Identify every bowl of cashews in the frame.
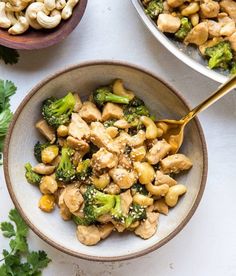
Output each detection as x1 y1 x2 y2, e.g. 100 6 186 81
4 61 208 261
0 0 87 49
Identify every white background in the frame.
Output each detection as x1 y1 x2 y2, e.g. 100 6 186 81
1 0 236 275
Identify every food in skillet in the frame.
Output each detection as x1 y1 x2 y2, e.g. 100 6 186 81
141 0 236 74
24 79 192 246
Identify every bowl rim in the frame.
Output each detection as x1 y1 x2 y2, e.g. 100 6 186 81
3 60 208 262
131 0 228 84
0 0 88 50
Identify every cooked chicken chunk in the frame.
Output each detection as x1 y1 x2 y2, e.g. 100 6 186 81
112 132 130 152
97 214 113 223
68 113 90 140
79 101 102 122
73 93 83 112
91 147 118 171
167 0 184 8
118 154 132 170
113 119 130 129
157 14 181 33
206 20 221 38
58 189 71 220
101 103 124 121
98 223 114 240
134 212 160 239
63 185 84 213
66 136 90 152
103 182 121 195
160 153 193 174
120 190 133 215
228 31 236 50
146 139 172 165
76 225 101 246
33 163 55 175
200 0 220 18
155 170 177 186
153 199 169 215
109 167 137 189
220 0 236 22
218 16 236 36
35 119 56 143
184 22 208 46
39 175 58 194
105 126 119 138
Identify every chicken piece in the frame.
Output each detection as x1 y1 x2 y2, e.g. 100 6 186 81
109 167 137 189
39 175 58 194
155 170 177 187
120 190 133 215
58 189 71 220
157 14 181 33
160 153 193 174
90 122 120 153
206 20 221 38
105 126 119 138
111 220 126 232
35 119 56 143
200 0 220 18
118 154 132 170
76 225 101 246
79 101 102 122
63 185 84 213
112 132 130 153
68 113 90 140
130 146 146 162
66 136 90 152
199 37 223 55
218 16 236 37
91 147 118 171
134 212 160 239
128 130 146 147
228 31 236 50
153 199 169 215
220 0 236 22
184 22 208 46
73 93 82 112
167 0 184 8
103 182 121 195
101 103 124 121
113 119 130 129
98 223 114 240
146 139 171 165
97 214 113 223
33 163 55 175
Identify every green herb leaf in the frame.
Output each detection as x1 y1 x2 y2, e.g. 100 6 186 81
0 222 15 238
27 251 51 274
0 46 19 65
0 80 17 112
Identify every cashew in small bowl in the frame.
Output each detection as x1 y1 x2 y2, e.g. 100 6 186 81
44 0 56 11
61 0 79 20
6 10 18 26
55 0 66 10
37 9 61 29
165 184 187 207
0 2 12 28
8 15 29 35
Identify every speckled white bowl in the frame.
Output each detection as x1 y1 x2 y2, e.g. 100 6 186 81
4 61 207 261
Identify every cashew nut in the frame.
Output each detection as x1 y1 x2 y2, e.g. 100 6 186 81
37 9 61 29
6 10 17 25
25 2 49 20
133 194 154 206
165 184 187 207
61 0 78 20
133 162 155 185
145 183 169 196
92 173 110 190
44 0 56 11
0 3 11 28
113 79 135 100
6 0 29 12
140 116 162 139
8 15 29 35
56 0 66 10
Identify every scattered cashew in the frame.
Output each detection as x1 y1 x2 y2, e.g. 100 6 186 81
165 184 187 207
140 116 162 139
0 3 11 28
8 15 29 34
61 0 78 20
37 9 61 29
112 79 135 100
133 194 154 206
92 173 110 190
145 183 169 196
133 162 155 185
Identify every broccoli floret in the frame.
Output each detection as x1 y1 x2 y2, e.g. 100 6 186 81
175 17 192 40
205 41 233 69
25 163 42 185
110 195 123 220
42 92 75 128
131 183 148 196
230 61 236 75
55 147 76 183
72 214 92 226
125 204 147 228
128 96 145 107
145 0 163 19
34 141 50 162
82 186 116 224
93 86 130 108
76 159 92 181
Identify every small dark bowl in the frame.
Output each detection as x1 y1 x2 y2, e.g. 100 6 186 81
0 0 87 50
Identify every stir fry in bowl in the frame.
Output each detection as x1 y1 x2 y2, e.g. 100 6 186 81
142 0 236 75
24 79 192 246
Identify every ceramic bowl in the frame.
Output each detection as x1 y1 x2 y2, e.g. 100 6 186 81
0 0 87 50
4 61 207 261
131 0 227 83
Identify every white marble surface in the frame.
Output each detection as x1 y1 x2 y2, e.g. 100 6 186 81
1 0 236 275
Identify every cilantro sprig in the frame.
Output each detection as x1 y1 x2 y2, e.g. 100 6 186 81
0 80 16 153
0 46 19 65
0 209 51 276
